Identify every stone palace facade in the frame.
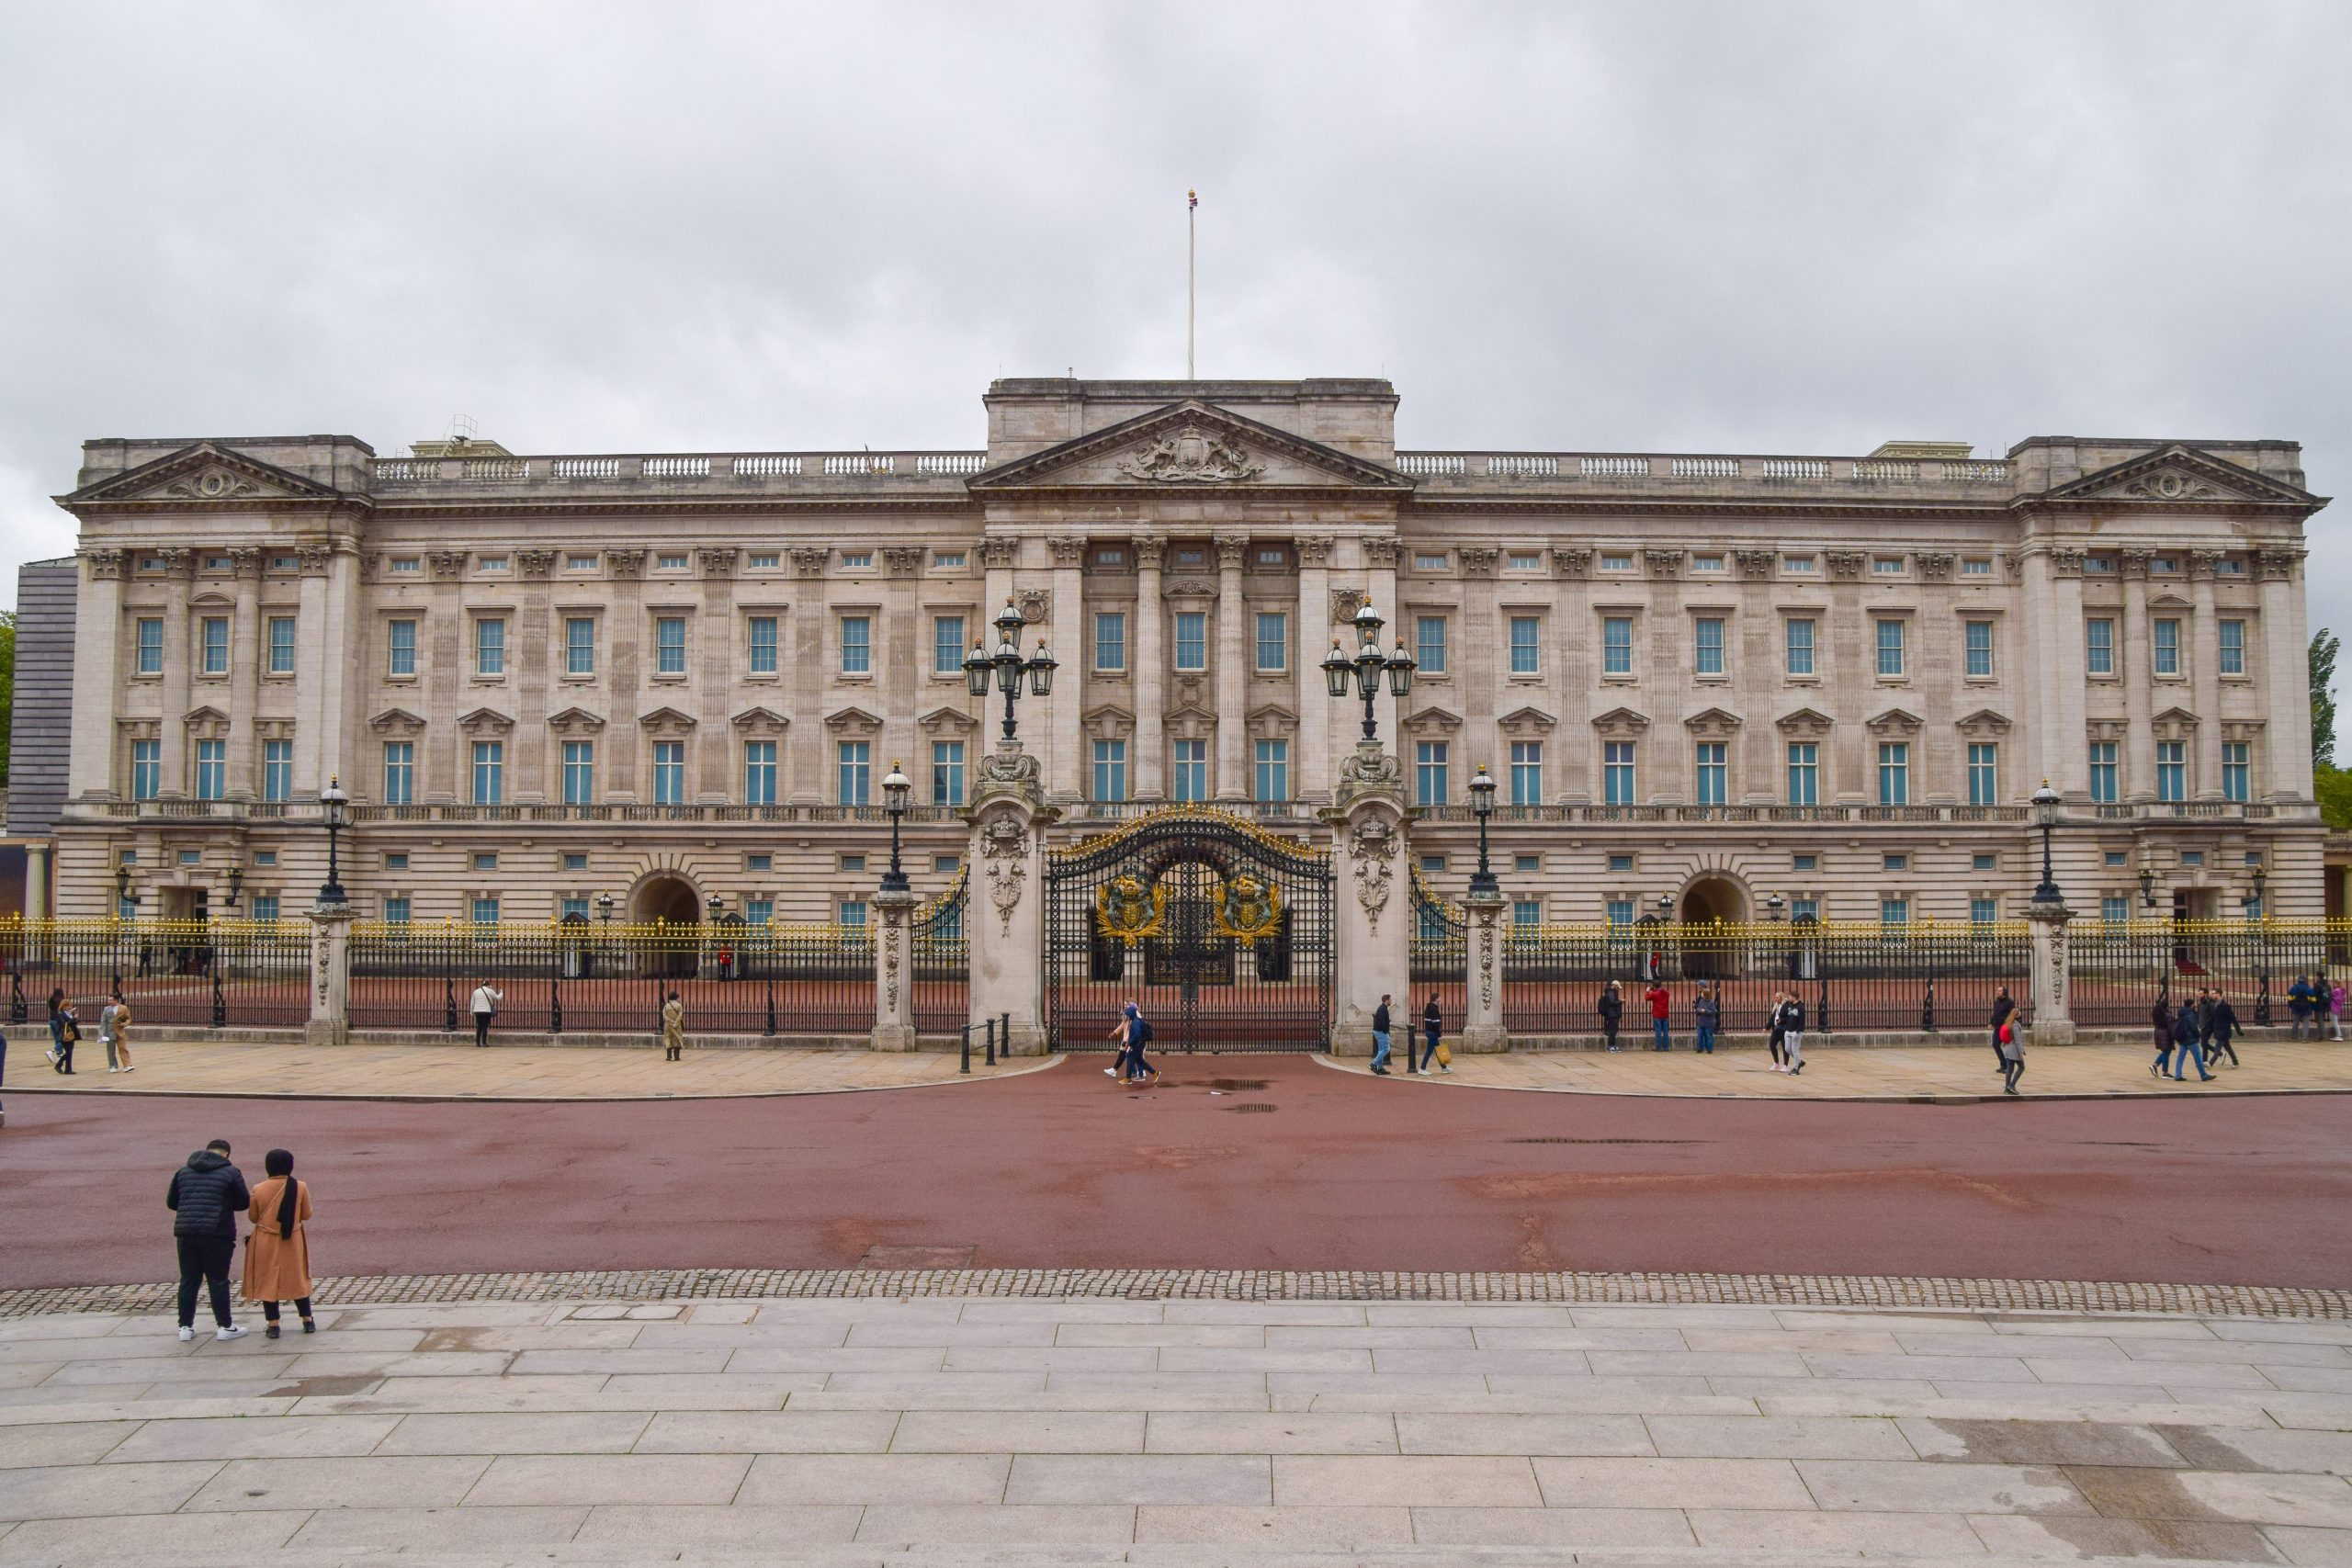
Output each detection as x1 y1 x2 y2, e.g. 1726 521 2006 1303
47 378 2329 931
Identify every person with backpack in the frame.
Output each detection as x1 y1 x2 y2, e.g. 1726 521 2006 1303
52 998 81 1076
1692 982 1720 1055
167 1138 250 1341
2288 974 2316 1040
2171 999 2214 1082
1597 981 1623 1053
1122 1001 1157 1085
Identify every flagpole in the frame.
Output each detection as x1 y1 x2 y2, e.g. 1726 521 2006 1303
1186 188 1196 380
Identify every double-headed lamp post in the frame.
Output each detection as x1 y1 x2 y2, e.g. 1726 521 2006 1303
316 776 350 907
1320 601 1416 743
1465 763 1498 897
965 599 1057 744
879 761 912 893
2030 779 2064 905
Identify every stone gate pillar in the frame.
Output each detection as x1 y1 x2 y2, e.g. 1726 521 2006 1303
2025 897 2075 1045
308 902 353 1047
1462 885 1508 1052
1324 739 1410 1056
967 739 1058 1055
870 885 920 1052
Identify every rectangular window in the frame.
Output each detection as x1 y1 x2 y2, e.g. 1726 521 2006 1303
562 740 594 805
931 739 965 807
1962 558 1993 577
1793 854 1816 872
1792 897 1819 921
130 739 161 800
1509 552 1544 570
838 898 869 929
262 739 293 803
743 740 778 805
2154 617 2181 676
1781 555 1815 574
933 551 966 570
475 617 505 676
1608 853 1634 872
194 739 226 800
747 853 772 873
746 898 774 927
1255 612 1287 672
746 553 778 570
382 741 413 806
2156 740 2187 802
1601 553 1634 572
738 615 775 676
1415 740 1449 807
473 852 498 872
1172 739 1206 803
266 615 297 674
388 618 417 677
478 556 508 573
2181 850 2205 868
252 851 274 866
1173 612 1206 671
658 552 691 571
2086 618 2115 675
199 616 229 675
651 741 685 806
836 615 869 675
1253 739 1289 802
390 557 420 575
1882 897 1910 929
567 554 598 570
1415 553 1448 571
1967 742 1998 807
2088 741 2119 804
1973 853 1996 871
1602 617 1633 676
1416 615 1447 674
384 896 412 924
1873 557 1904 575
1091 739 1128 802
1784 618 1815 676
2219 618 2246 675
1883 854 1907 873
2102 896 2131 925
472 897 500 927
1509 615 1540 675
1786 741 1819 806
563 853 586 871
934 615 966 675
1964 619 1993 678
560 896 589 923
250 894 279 922
135 618 164 674
1513 899 1542 927
565 617 596 676
837 740 870 805
1604 741 1636 806
1877 740 1910 806
1510 740 1543 807
1689 554 1723 573
2222 740 2250 803
1693 616 1724 676
471 740 504 805
1092 613 1125 672
646 616 683 675
1607 897 1634 931
1694 742 1727 806
1874 618 1905 677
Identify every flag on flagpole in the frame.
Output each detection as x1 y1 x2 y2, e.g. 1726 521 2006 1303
1189 189 1197 210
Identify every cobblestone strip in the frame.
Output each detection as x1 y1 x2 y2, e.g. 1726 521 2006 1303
2 1268 2342 1320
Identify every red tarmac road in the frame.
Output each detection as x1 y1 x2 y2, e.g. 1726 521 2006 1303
3 1055 2347 1291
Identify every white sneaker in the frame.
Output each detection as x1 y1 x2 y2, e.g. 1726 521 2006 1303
1104 1067 1118 1077
107 1066 119 1074
177 1325 196 1342
215 1324 248 1341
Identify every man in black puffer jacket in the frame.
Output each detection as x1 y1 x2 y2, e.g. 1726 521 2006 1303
167 1139 250 1341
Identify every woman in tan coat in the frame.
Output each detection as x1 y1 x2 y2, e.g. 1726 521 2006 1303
243 1148 315 1337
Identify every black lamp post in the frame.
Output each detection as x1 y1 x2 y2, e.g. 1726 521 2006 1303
705 892 724 923
2251 863 2268 920
2030 780 2062 904
967 600 1056 744
880 760 912 893
1465 763 1498 897
115 863 132 911
2139 866 2156 911
596 891 616 930
1324 602 1415 744
223 866 243 910
317 776 349 907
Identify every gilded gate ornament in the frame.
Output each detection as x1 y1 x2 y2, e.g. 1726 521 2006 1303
1211 874 1285 947
1095 874 1169 947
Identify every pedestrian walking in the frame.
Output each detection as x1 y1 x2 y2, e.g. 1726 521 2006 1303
2171 999 2215 1082
1997 1014 2026 1096
1415 991 1443 1075
244 1149 316 1338
101 990 135 1074
1645 978 1672 1051
1370 993 1395 1075
2333 979 2346 1042
1103 1008 1130 1080
661 990 684 1061
469 981 503 1048
52 998 81 1075
1777 992 1807 1074
2151 996 2175 1077
43 987 67 1070
1766 989 1787 1069
2288 974 2316 1039
1988 987 2017 1076
1597 981 1623 1053
2204 987 2242 1069
1120 1000 1157 1085
166 1138 250 1341
1693 982 1720 1055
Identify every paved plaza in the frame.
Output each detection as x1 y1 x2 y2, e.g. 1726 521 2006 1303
6 1289 2352 1565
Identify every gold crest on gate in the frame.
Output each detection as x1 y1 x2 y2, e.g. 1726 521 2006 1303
1212 874 1285 946
1094 874 1168 947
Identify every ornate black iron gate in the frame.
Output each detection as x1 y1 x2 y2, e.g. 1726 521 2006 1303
1045 807 1334 1053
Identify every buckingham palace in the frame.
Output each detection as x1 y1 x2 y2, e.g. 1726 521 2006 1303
29 377 2331 936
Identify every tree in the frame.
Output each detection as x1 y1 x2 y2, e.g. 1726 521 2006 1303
2314 627 2340 769
0 609 14 787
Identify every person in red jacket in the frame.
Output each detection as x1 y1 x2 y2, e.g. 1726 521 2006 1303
1645 981 1672 1051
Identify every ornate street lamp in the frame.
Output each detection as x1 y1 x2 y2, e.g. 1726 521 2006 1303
2139 866 2157 911
223 866 243 910
1465 763 1498 897
879 760 912 893
114 863 132 910
595 890 616 928
970 599 1056 744
2030 780 2063 904
706 892 724 922
2251 863 2268 920
1766 892 1786 922
316 776 350 907
1330 602 1416 744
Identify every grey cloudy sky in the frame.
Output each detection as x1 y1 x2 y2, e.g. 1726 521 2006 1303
3 2 2346 644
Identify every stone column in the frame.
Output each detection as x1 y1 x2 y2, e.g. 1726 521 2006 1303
1296 536 1333 803
1462 885 1507 1052
1133 535 1167 799
24 842 50 963
307 901 354 1046
1046 536 1086 801
2190 552 2225 799
787 548 830 803
1324 739 1410 1055
2024 897 2075 1045
2259 549 2311 799
967 740 1057 1054
1214 536 1249 799
869 884 920 1051
2052 554 2091 797
2121 552 2155 802
226 549 262 798
158 551 192 796
68 550 125 802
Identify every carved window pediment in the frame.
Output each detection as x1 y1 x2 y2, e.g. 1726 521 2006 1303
257 718 296 743
1955 708 2013 739
183 705 232 740
1165 701 1216 741
1245 703 1296 741
368 707 426 738
1683 706 1742 739
917 705 979 735
1404 705 1464 738
119 717 161 742
1865 707 1924 737
729 706 789 737
65 441 341 506
458 706 515 736
1592 705 1651 739
547 706 606 735
1082 705 1136 742
1497 705 1556 737
2086 718 2129 743
2221 719 2264 744
823 705 882 738
1775 706 1834 739
2151 706 2200 742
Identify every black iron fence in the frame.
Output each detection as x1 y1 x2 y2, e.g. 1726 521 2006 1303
2068 920 2335 1029
0 919 311 1029
1408 868 1467 1034
910 871 969 1035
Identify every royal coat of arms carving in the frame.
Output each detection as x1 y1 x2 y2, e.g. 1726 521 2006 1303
1118 425 1265 484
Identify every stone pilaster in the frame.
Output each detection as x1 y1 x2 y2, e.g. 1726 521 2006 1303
1214 535 1249 799
1134 535 1166 799
68 550 125 802
967 739 1058 1054
1462 885 1508 1053
2121 551 2154 802
307 902 353 1046
1295 536 1333 803
2190 552 2225 799
227 549 262 799
869 885 921 1052
1324 739 1410 1055
2259 549 2309 798
1047 536 1086 801
2024 897 2075 1045
158 552 191 796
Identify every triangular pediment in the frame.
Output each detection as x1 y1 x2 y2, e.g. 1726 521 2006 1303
1775 706 1835 736
1498 705 1556 735
547 705 606 732
368 706 426 735
2043 444 2318 508
638 705 698 731
1682 705 1743 734
917 705 978 734
1591 705 1651 736
182 704 231 728
65 442 346 506
1866 706 1925 736
2153 705 2200 728
1081 703 1136 728
968 400 1413 492
822 705 882 736
1956 707 2013 737
457 705 514 733
729 705 788 732
1403 704 1463 734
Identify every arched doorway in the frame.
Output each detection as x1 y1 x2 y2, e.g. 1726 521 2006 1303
1679 876 1748 979
632 874 702 977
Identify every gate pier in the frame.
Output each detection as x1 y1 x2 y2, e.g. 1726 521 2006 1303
967 739 1057 1055
1325 740 1412 1057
